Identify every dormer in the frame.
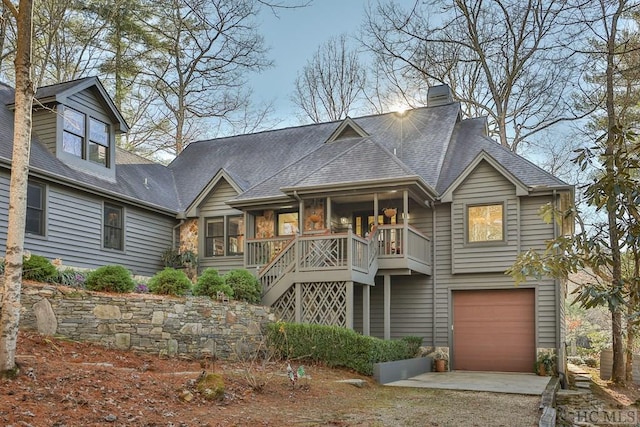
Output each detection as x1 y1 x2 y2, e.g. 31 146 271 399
325 117 369 143
30 77 129 181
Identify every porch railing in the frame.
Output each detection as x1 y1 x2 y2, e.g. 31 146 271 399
250 225 431 300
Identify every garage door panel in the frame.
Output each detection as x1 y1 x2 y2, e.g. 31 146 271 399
453 289 535 372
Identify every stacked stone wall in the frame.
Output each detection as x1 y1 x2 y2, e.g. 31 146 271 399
19 284 275 359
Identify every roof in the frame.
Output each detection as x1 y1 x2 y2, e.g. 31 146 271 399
32 77 129 133
0 78 570 217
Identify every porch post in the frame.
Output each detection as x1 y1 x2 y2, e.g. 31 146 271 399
362 284 370 336
295 282 302 323
384 274 391 339
403 190 409 254
326 196 331 230
346 281 354 329
373 193 379 225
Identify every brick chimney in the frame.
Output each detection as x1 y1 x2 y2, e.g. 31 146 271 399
427 84 453 107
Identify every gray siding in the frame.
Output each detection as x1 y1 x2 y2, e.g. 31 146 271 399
198 178 244 274
32 107 58 153
451 160 518 273
68 89 111 122
520 195 557 348
0 171 174 277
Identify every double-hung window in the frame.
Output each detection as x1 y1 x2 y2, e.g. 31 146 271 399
25 181 45 236
104 203 123 250
205 215 244 257
62 106 111 167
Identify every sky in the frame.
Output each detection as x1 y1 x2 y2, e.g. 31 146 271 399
249 1 371 127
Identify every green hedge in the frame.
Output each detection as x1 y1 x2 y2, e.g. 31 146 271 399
266 322 421 376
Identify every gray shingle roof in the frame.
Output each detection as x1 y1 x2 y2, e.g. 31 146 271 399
0 79 569 215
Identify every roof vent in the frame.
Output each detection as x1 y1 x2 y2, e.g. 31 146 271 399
427 84 453 107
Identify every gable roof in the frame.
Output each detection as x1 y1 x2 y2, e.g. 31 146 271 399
325 117 369 142
0 83 178 214
32 77 130 133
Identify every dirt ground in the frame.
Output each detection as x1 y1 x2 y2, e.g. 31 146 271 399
0 332 542 427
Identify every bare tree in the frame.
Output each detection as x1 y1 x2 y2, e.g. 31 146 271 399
0 0 33 377
145 0 271 155
292 34 367 123
361 0 587 153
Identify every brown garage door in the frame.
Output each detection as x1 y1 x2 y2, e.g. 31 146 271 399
453 289 535 372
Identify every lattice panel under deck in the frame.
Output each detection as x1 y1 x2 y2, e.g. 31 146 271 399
272 287 296 323
300 282 347 327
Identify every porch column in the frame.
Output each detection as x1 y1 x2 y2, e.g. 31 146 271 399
373 193 379 224
295 282 302 323
403 190 409 254
326 196 332 230
362 284 370 336
346 281 354 329
384 274 391 340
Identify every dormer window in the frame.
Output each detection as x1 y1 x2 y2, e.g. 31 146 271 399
62 106 110 167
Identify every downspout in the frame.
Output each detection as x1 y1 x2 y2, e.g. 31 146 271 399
432 202 437 347
172 211 186 249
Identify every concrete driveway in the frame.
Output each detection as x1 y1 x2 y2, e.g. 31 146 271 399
385 371 551 395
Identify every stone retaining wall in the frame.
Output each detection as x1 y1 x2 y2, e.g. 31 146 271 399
19 284 276 359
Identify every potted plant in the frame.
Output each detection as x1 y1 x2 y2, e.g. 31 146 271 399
433 349 448 372
536 350 556 376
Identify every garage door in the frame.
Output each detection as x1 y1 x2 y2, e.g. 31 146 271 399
452 289 535 372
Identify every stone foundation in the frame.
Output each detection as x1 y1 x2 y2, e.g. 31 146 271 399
19 284 275 359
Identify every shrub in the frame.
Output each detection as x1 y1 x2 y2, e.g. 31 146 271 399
85 265 135 293
23 254 58 282
193 268 233 299
224 269 261 303
266 322 419 376
148 268 192 296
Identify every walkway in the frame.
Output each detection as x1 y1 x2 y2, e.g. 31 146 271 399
386 371 552 395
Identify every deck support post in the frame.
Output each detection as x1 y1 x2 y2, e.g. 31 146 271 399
295 282 301 323
346 281 354 329
384 274 391 340
362 284 370 336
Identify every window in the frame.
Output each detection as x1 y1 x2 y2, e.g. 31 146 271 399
26 182 45 235
277 212 299 236
89 118 109 166
227 216 244 255
205 216 245 257
205 218 224 256
63 107 84 157
467 204 504 242
62 107 110 167
104 203 123 250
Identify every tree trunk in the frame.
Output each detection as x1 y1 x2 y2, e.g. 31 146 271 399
604 0 626 385
0 0 34 377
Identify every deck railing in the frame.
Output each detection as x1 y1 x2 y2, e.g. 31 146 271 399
250 225 431 297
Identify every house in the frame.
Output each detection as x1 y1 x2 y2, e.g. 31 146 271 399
0 77 572 377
